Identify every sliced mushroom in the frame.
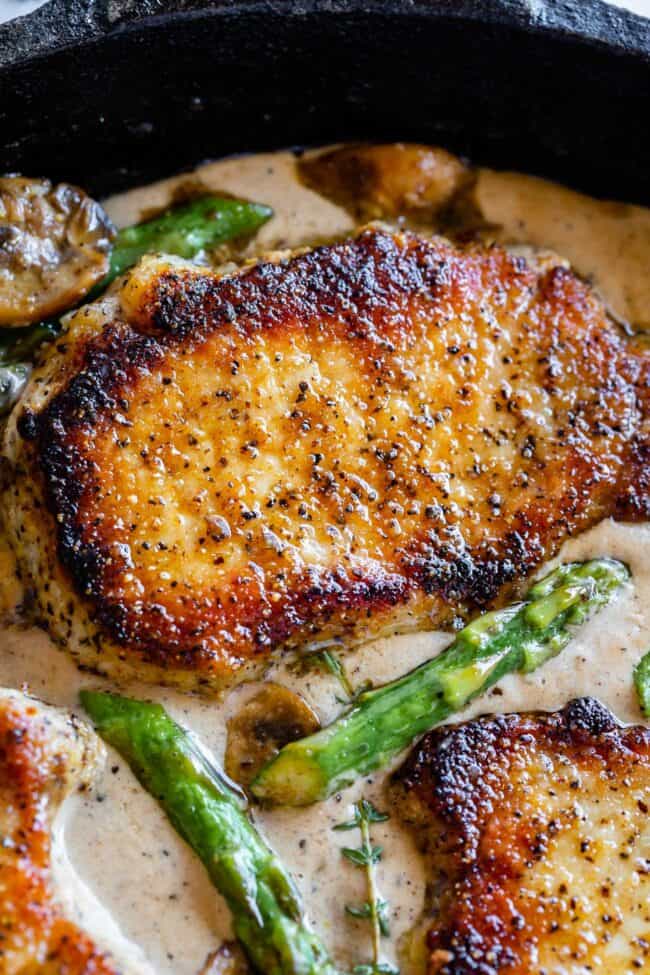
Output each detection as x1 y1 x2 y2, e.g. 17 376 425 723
299 143 473 224
198 943 250 975
225 683 320 789
0 177 115 327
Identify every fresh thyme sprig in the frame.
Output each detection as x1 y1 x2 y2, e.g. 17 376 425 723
334 799 398 975
333 798 389 832
352 964 399 975
306 649 372 705
319 650 356 702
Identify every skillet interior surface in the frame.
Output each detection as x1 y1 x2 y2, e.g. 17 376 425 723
0 0 648 201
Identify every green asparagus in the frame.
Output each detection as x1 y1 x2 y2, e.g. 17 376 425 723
251 559 629 806
99 195 273 288
0 195 272 414
0 321 60 414
633 649 650 717
80 691 339 975
0 321 60 364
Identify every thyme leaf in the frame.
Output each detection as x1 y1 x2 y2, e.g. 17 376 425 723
359 799 389 824
334 799 397 974
342 843 383 867
333 813 362 832
345 902 373 920
302 649 372 704
316 649 356 700
353 964 399 975
376 898 390 938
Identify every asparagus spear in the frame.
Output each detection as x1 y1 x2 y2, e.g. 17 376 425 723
0 195 272 414
100 195 273 287
633 649 650 717
0 319 60 412
0 321 61 364
80 691 339 975
252 559 629 806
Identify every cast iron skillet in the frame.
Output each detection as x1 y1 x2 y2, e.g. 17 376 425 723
0 0 649 202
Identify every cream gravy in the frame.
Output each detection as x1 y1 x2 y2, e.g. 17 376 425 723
0 148 648 975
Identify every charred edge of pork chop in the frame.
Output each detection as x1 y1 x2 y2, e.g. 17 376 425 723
390 698 650 975
3 226 649 689
0 690 118 975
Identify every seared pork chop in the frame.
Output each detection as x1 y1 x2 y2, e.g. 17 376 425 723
0 690 118 975
391 698 650 975
2 228 648 690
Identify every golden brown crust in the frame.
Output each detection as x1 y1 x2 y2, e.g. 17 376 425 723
392 699 650 975
4 228 649 689
0 692 116 975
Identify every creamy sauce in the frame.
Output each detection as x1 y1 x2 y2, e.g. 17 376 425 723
0 148 648 975
476 170 650 332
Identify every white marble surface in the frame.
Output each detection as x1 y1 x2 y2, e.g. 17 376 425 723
597 0 649 10
600 0 650 11
608 0 650 10
0 0 48 23
1 0 650 25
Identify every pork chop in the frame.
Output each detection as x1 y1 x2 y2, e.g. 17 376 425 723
2 227 648 690
0 689 118 975
391 698 650 974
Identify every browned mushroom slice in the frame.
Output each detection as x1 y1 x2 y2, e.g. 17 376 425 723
298 142 473 223
0 177 115 326
198 943 251 975
225 683 320 788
